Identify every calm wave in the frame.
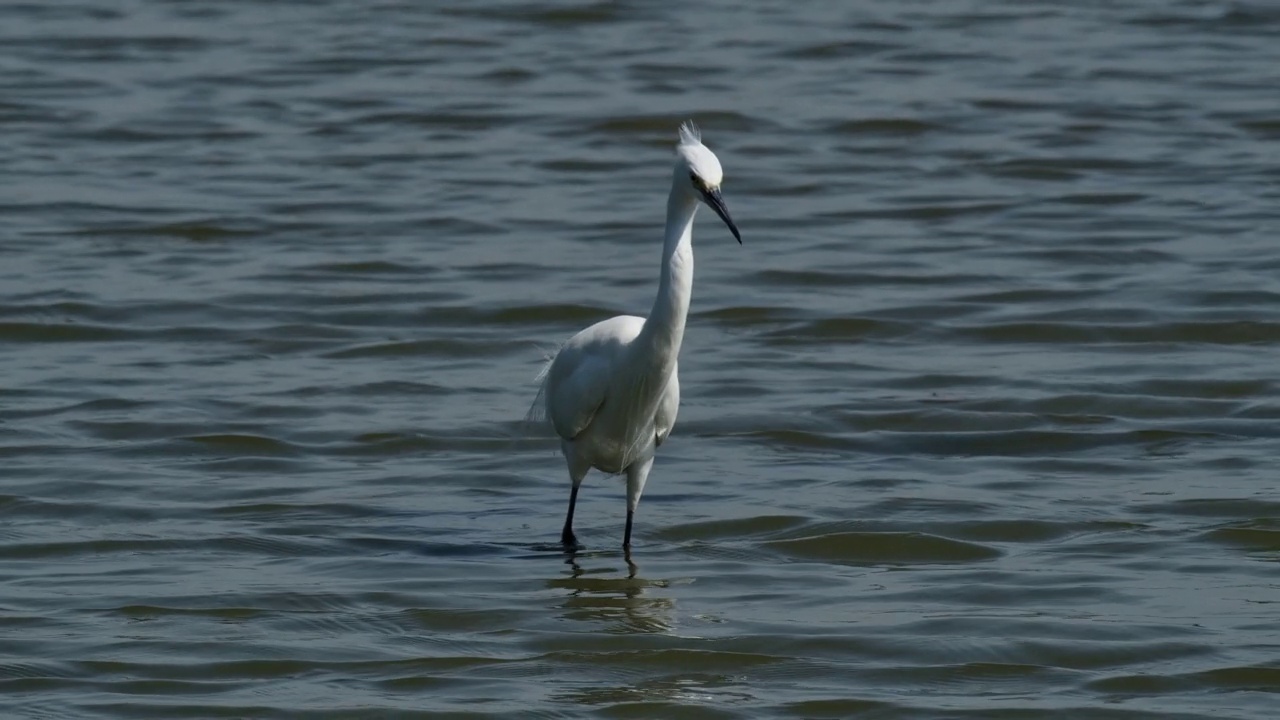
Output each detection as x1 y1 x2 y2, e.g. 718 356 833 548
2 1 1277 718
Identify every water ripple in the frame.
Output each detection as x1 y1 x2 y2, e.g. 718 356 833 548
2 0 1278 718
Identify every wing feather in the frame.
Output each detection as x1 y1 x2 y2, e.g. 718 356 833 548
548 353 610 440
542 315 645 442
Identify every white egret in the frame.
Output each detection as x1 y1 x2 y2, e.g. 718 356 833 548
533 121 741 549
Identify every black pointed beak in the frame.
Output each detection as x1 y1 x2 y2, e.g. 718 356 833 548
701 187 741 244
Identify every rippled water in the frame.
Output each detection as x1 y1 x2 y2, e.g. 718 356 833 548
3 1 1279 718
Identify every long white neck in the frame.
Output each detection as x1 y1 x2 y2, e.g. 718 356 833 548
638 180 699 366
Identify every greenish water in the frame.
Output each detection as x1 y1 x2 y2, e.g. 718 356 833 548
2 1 1278 718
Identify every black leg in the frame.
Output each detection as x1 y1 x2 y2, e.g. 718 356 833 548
561 483 580 547
623 507 634 549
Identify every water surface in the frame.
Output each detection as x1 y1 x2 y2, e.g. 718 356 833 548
2 1 1278 718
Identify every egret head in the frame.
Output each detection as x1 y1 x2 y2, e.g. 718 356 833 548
676 121 741 243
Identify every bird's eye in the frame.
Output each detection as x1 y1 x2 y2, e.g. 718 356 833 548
689 172 707 191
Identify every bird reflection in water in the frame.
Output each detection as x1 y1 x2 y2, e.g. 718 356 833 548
546 551 676 634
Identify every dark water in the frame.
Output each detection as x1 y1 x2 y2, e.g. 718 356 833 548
3 1 1279 718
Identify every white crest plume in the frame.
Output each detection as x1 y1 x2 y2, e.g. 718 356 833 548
678 120 701 146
